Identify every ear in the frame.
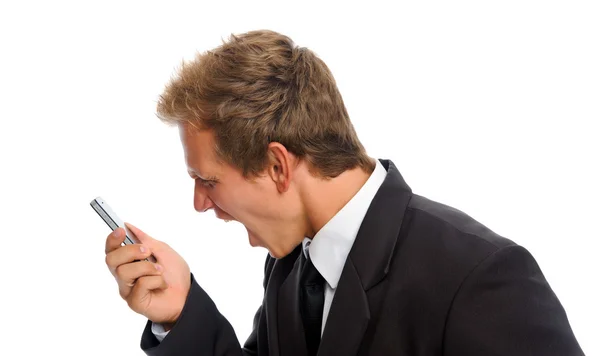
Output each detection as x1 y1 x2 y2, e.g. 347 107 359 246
265 142 295 193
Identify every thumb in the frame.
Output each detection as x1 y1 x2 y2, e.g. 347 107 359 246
124 222 154 245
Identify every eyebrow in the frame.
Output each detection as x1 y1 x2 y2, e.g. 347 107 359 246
188 170 203 179
188 170 217 181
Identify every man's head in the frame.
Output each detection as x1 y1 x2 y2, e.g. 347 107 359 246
157 30 374 257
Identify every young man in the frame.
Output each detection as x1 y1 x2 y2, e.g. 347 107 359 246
104 30 584 355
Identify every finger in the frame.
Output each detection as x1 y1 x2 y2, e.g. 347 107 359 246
116 261 162 287
116 262 163 298
127 275 168 312
125 223 169 262
105 228 126 254
124 222 154 244
105 243 153 273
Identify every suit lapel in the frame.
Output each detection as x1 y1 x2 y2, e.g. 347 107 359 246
317 259 370 356
349 159 412 290
317 159 413 356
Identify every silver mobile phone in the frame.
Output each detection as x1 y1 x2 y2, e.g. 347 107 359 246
90 196 156 263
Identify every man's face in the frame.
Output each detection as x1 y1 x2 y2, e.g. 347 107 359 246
178 124 304 257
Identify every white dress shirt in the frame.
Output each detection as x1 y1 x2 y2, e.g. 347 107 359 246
152 159 387 342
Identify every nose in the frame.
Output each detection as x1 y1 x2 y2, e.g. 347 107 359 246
194 181 215 213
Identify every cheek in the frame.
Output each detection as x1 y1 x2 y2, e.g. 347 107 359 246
216 186 262 220
210 189 237 216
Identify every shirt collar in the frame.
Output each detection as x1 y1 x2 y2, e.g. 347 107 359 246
302 159 387 288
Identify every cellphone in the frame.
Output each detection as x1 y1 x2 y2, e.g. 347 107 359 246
90 196 156 263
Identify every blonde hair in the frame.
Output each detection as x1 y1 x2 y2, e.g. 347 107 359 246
156 29 374 178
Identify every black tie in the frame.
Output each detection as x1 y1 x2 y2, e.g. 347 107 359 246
299 248 325 356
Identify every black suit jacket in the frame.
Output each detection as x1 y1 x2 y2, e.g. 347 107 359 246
141 159 584 355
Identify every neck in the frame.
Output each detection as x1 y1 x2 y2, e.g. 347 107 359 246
299 158 375 239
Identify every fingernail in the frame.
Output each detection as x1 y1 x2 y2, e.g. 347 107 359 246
155 264 162 271
140 246 146 253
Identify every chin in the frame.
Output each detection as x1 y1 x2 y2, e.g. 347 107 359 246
248 234 261 247
246 227 263 248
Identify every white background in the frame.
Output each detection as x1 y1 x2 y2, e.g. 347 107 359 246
0 1 598 355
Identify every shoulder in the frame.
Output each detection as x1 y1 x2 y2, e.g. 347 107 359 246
386 194 545 307
407 194 516 248
396 194 523 277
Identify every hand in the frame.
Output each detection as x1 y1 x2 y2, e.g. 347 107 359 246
104 223 191 326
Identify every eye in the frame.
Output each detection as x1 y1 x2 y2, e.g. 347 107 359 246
197 177 217 189
202 180 216 189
